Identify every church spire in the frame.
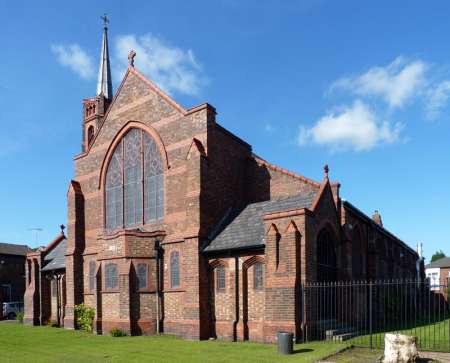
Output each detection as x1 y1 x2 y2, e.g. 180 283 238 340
96 14 112 100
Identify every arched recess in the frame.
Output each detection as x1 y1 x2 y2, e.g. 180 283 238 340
316 225 338 283
266 224 281 270
351 224 365 280
242 256 265 341
208 259 229 340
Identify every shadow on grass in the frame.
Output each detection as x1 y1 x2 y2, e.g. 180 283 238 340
293 348 314 354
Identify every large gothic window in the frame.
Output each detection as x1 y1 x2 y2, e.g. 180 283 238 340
105 128 164 231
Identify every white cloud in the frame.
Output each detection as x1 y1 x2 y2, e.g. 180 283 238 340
51 44 94 80
425 80 450 120
114 34 206 96
331 57 428 109
298 100 402 151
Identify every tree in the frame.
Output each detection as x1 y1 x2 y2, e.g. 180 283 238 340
431 250 446 263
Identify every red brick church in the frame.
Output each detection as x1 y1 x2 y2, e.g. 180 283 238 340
24 22 421 342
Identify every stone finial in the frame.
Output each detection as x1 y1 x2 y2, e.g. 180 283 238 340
128 50 136 67
324 164 329 178
60 224 66 235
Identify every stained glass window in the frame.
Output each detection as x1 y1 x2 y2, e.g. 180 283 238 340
136 263 148 289
105 263 118 290
105 128 164 231
143 132 164 223
216 265 225 292
253 262 264 290
124 128 142 227
105 141 123 230
170 251 180 288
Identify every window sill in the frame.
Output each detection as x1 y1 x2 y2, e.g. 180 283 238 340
164 288 185 293
137 288 156 293
100 290 120 293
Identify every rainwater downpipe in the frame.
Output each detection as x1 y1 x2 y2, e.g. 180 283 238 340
232 256 239 342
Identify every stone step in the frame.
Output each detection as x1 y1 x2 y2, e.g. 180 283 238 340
332 332 358 342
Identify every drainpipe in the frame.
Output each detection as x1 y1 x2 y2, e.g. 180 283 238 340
38 260 43 325
154 237 161 335
232 256 239 342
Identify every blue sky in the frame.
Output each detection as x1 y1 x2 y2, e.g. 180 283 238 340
1 1 449 261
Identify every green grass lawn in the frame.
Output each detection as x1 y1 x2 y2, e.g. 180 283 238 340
0 323 347 363
350 319 450 352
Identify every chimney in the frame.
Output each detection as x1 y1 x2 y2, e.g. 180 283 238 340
372 210 383 227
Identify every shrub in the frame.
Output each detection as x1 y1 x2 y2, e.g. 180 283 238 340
110 327 127 337
74 303 95 333
16 312 24 323
50 320 59 327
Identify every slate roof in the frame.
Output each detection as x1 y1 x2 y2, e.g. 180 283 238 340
204 192 317 252
0 242 30 256
426 257 450 269
41 238 67 272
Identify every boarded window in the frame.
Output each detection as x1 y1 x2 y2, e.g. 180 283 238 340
89 261 96 292
105 263 118 290
136 263 148 290
170 252 180 288
216 265 225 292
253 262 264 290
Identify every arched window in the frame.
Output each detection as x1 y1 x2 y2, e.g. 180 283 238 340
105 128 164 231
317 229 337 282
88 261 96 292
136 263 148 290
87 125 95 146
170 251 180 288
216 265 225 292
105 263 118 290
253 262 264 290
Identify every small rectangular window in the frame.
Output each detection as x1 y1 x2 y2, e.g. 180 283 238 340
137 263 148 290
253 263 264 290
170 252 180 288
216 265 225 292
51 279 57 297
105 263 118 290
89 261 96 292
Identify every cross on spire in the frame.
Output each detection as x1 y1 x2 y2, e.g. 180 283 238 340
101 14 109 29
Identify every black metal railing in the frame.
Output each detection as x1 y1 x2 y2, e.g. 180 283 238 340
300 279 450 352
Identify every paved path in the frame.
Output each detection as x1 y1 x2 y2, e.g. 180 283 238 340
420 351 450 362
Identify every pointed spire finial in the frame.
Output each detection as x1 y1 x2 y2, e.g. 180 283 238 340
96 15 113 100
324 164 329 178
101 14 109 29
60 224 65 235
128 50 136 67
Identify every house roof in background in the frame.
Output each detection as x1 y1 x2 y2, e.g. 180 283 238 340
426 257 450 269
0 242 30 256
